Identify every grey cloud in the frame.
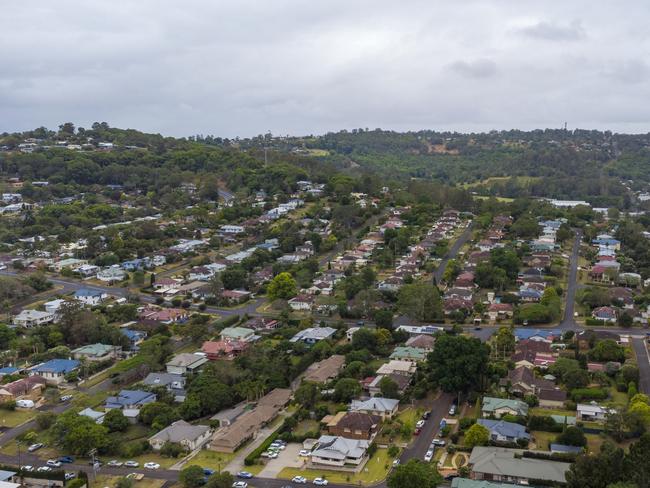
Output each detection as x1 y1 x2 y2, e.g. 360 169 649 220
448 59 498 79
518 20 586 41
1 1 650 136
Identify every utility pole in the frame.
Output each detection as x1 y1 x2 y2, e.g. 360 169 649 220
89 448 98 482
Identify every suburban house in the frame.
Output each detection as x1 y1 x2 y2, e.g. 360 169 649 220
451 480 520 488
487 303 514 321
310 435 370 469
325 412 382 440
367 373 411 397
468 446 570 485
166 353 208 375
201 340 249 361
221 289 252 305
140 307 189 324
211 403 248 427
29 359 80 385
72 343 121 362
221 326 257 343
350 397 399 419
303 355 346 383
592 306 618 323
73 288 107 306
149 420 211 451
288 294 315 311
142 372 186 402
0 376 46 403
243 317 279 331
106 389 156 410
477 419 530 444
481 397 529 418
376 360 417 377
209 388 292 453
538 389 567 409
44 299 66 315
79 407 106 424
389 347 426 363
290 327 336 345
13 309 56 328
404 334 435 351
97 265 127 282
577 403 611 422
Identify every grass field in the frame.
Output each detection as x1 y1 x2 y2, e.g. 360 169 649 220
0 409 36 428
278 448 393 486
188 449 237 471
94 474 165 488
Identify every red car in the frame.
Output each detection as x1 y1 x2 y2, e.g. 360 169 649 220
414 427 421 435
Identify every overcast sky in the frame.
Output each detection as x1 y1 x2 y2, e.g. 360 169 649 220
2 1 650 137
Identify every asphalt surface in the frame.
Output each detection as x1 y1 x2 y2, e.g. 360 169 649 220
559 230 582 329
433 223 474 284
632 337 650 395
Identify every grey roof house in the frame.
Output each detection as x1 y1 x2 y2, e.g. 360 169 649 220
149 420 211 451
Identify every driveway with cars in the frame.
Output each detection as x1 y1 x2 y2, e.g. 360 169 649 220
257 443 304 478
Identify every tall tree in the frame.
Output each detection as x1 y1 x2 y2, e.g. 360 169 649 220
427 334 489 392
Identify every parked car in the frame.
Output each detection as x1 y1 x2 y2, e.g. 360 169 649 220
424 450 434 462
28 443 44 452
37 467 52 473
65 473 76 481
46 460 62 468
313 479 329 486
414 427 421 435
448 405 456 416
392 459 400 467
21 466 34 472
422 411 431 420
107 460 123 467
60 395 73 402
237 472 253 479
415 419 426 428
58 456 74 464
203 469 214 476
124 461 139 468
298 449 311 457
232 482 248 488
432 438 446 446
144 462 160 470
292 476 307 484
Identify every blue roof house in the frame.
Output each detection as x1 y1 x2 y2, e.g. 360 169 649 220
478 419 530 444
29 359 80 385
106 389 156 410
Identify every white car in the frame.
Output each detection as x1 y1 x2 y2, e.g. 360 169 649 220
65 473 76 481
431 438 446 447
144 462 160 470
292 476 308 484
448 405 456 415
424 450 434 462
37 467 52 473
232 482 248 488
107 460 123 467
392 459 400 467
313 478 329 486
267 451 278 459
46 460 62 468
415 419 426 429
124 461 139 468
21 466 34 472
298 449 311 457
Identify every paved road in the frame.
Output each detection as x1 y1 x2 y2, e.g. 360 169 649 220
433 222 474 284
632 337 650 395
559 230 582 329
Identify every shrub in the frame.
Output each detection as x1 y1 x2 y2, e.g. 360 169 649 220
570 388 608 402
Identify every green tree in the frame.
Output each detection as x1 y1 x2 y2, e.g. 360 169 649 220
267 272 298 301
556 426 587 447
294 381 321 409
103 408 129 432
179 465 205 488
464 423 490 448
379 376 400 399
387 459 442 488
624 433 650 487
428 335 489 393
566 442 625 488
333 378 362 403
494 326 515 357
205 471 234 488
397 282 443 322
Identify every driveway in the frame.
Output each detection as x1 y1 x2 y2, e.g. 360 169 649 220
257 443 304 478
222 415 287 474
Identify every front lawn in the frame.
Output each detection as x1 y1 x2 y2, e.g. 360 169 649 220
531 431 556 450
94 475 165 488
0 408 36 428
187 449 236 471
278 447 393 486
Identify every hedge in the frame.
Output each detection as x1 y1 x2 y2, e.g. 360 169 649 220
585 318 607 326
570 387 608 402
214 315 240 330
243 426 282 466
